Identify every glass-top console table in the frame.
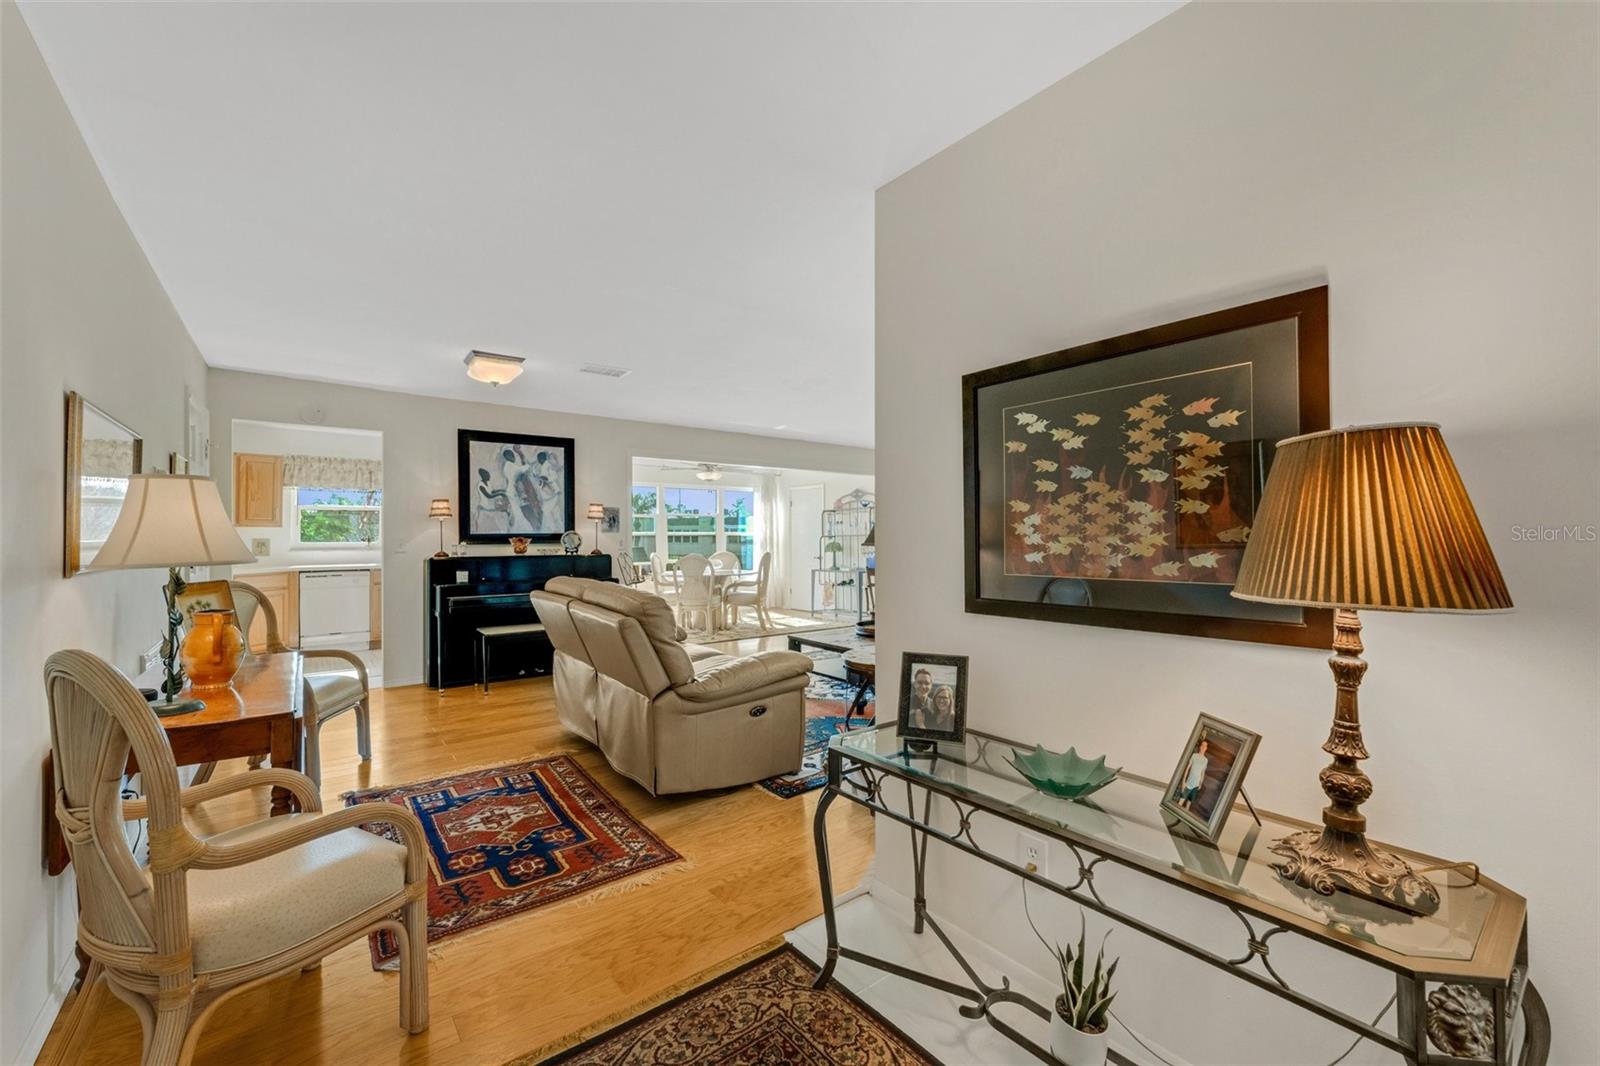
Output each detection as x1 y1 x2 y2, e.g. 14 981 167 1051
811 725 1547 1065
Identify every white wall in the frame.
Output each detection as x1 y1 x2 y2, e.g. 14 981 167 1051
0 3 213 1059
875 4 1597 1063
209 370 873 685
230 419 383 569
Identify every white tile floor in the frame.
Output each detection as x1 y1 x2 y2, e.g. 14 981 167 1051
787 892 1065 1066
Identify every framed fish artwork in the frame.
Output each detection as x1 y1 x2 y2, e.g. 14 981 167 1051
457 428 576 544
961 286 1331 647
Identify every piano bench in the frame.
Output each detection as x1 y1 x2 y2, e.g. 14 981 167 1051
474 623 549 693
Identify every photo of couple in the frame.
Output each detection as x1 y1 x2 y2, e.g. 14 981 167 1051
897 653 968 743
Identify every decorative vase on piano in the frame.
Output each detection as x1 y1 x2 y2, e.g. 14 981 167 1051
180 609 245 690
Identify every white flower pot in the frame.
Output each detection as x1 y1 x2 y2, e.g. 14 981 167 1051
1049 1009 1108 1066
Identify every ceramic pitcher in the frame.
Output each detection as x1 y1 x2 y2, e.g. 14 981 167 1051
180 609 245 691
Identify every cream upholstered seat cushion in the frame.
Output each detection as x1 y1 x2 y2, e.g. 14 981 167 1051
307 670 364 718
182 814 407 973
675 650 813 702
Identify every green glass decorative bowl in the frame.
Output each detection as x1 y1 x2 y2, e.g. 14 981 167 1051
1007 745 1121 800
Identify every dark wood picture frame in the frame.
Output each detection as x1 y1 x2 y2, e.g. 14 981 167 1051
961 286 1332 647
896 652 969 743
457 428 576 544
1160 712 1261 844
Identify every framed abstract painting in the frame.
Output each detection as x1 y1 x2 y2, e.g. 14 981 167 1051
962 287 1331 647
457 428 576 543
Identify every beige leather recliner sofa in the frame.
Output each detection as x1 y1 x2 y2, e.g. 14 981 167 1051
530 577 813 795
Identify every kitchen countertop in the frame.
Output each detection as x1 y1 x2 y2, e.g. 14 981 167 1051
233 562 382 575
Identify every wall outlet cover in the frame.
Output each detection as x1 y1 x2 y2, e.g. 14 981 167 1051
1018 830 1048 878
250 537 271 556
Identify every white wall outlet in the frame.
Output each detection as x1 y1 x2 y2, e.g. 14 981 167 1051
250 537 271 556
1018 830 1048 877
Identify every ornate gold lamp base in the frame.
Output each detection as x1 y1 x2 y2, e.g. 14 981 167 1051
1273 608 1441 918
1272 827 1440 916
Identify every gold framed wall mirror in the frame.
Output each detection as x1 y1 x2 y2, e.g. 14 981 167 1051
64 391 144 577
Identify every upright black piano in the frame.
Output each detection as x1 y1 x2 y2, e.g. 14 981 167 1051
424 554 612 689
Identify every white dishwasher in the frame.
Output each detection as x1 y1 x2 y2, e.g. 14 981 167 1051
298 569 372 648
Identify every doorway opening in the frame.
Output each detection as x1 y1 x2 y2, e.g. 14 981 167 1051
230 419 383 684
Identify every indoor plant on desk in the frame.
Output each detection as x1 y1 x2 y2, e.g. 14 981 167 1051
1044 919 1117 1065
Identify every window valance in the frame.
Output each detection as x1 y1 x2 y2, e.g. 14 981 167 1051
281 454 383 491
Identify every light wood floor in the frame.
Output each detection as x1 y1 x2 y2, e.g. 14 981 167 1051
44 637 875 1065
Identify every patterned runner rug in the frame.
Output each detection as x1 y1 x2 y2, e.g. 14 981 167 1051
520 941 938 1065
757 676 875 799
345 755 681 968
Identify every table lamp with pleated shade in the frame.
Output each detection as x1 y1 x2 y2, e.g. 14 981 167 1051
429 498 453 558
1232 423 1511 915
587 502 605 556
87 474 256 714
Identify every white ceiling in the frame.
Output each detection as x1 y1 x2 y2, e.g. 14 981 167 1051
21 1 1177 447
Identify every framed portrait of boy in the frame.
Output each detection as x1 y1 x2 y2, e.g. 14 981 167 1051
1161 713 1260 843
896 652 969 743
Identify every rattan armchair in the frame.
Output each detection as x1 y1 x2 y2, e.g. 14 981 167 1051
224 580 374 787
45 650 429 1066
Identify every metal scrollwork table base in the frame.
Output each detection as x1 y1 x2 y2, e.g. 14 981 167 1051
811 726 1548 1066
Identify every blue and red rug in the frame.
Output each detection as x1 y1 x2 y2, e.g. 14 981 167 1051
345 755 680 968
756 676 875 799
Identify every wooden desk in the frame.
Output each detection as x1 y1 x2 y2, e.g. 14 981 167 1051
140 651 306 816
44 652 306 875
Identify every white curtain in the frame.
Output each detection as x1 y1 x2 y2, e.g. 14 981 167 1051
281 454 382 491
761 474 787 609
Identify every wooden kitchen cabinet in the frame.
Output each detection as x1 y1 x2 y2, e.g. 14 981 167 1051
233 453 283 526
370 568 383 648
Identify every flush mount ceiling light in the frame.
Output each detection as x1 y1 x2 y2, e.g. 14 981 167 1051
695 464 724 481
463 350 525 386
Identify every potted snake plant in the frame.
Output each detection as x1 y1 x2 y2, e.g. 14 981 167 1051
1045 919 1117 1065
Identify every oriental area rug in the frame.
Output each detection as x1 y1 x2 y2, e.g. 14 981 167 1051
345 755 680 968
520 942 937 1065
757 675 875 799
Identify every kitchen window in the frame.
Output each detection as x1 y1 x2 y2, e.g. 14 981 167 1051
294 487 382 546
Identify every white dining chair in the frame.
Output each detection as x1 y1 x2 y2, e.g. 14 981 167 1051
709 550 740 572
724 551 773 630
675 554 719 637
650 552 680 601
616 551 644 586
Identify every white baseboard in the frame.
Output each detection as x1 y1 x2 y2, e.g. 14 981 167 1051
865 878 1192 1066
18 952 81 1065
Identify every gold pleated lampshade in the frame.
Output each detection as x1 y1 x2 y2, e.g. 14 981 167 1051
1232 423 1512 613
428 498 453 519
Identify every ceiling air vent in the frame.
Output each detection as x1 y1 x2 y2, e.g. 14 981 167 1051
580 363 633 379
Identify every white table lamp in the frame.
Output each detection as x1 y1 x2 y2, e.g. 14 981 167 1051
87 474 256 714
